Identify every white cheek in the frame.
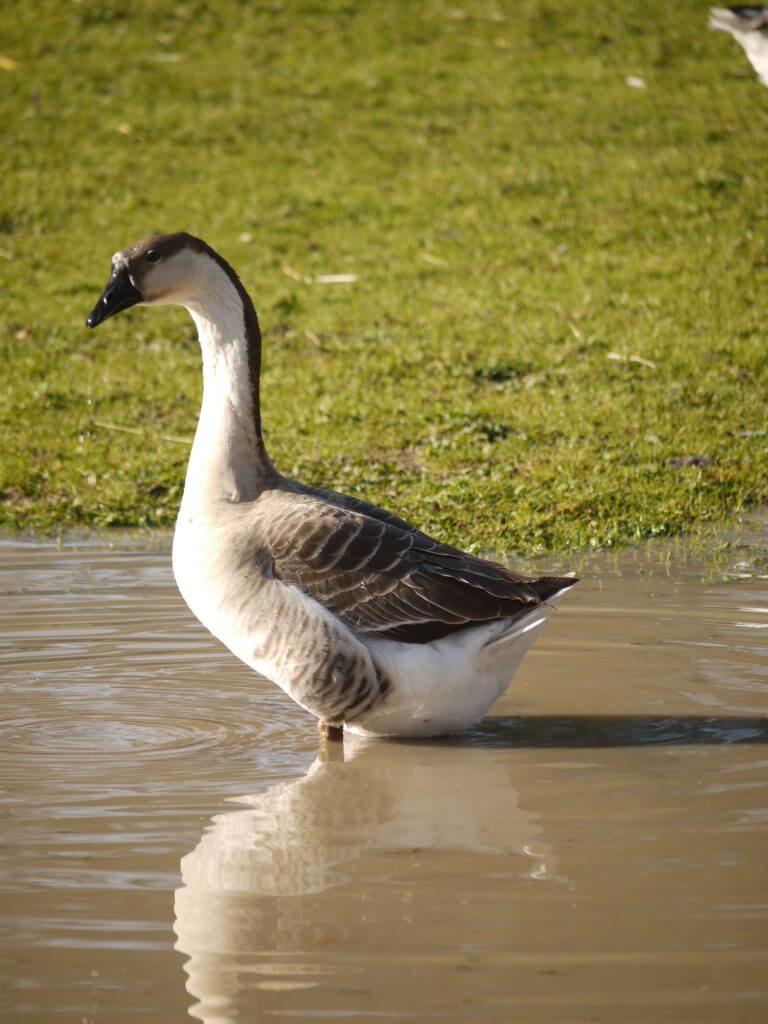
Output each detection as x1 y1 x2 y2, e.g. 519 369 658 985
142 264 180 304
142 251 201 305
145 288 182 307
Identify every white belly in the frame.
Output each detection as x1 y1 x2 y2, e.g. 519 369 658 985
350 607 551 738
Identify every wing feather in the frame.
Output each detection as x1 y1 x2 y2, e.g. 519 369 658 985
259 491 576 644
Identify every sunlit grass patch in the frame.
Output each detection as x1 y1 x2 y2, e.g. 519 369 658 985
0 0 766 551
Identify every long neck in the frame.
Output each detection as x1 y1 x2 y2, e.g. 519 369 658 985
183 266 276 509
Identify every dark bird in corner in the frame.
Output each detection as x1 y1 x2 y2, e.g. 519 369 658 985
710 6 768 85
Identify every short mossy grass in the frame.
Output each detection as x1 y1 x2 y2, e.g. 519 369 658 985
1 0 766 552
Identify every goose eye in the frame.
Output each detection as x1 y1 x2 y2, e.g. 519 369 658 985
146 249 160 263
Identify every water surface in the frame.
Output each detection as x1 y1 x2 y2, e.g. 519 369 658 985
1 527 767 1023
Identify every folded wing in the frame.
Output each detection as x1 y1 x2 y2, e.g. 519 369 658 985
260 492 576 644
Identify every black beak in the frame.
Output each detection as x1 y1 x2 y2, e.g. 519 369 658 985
86 266 142 329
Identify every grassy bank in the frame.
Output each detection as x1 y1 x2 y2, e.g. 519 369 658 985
1 0 766 552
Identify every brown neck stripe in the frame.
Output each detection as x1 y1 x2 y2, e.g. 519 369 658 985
186 236 263 441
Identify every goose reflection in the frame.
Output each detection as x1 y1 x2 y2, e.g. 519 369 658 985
174 738 559 1023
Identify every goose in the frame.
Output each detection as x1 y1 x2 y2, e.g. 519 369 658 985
709 6 768 86
86 233 578 739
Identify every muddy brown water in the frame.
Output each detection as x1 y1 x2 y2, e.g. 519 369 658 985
1 527 767 1024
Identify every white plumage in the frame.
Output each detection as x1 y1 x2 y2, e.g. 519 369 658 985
710 6 768 86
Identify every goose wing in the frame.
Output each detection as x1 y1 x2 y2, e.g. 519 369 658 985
259 492 575 644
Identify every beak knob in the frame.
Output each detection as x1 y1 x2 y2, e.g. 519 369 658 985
86 267 142 328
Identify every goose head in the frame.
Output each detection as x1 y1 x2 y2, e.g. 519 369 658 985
86 232 227 328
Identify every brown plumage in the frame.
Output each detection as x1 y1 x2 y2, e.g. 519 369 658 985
257 487 575 645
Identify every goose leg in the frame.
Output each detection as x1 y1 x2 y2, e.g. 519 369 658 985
317 719 344 743
317 720 344 762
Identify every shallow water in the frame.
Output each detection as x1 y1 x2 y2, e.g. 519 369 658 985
1 527 767 1024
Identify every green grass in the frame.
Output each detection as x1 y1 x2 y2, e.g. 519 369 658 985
1 0 766 552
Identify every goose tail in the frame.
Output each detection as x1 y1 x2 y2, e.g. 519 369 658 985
482 574 578 650
531 573 579 605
